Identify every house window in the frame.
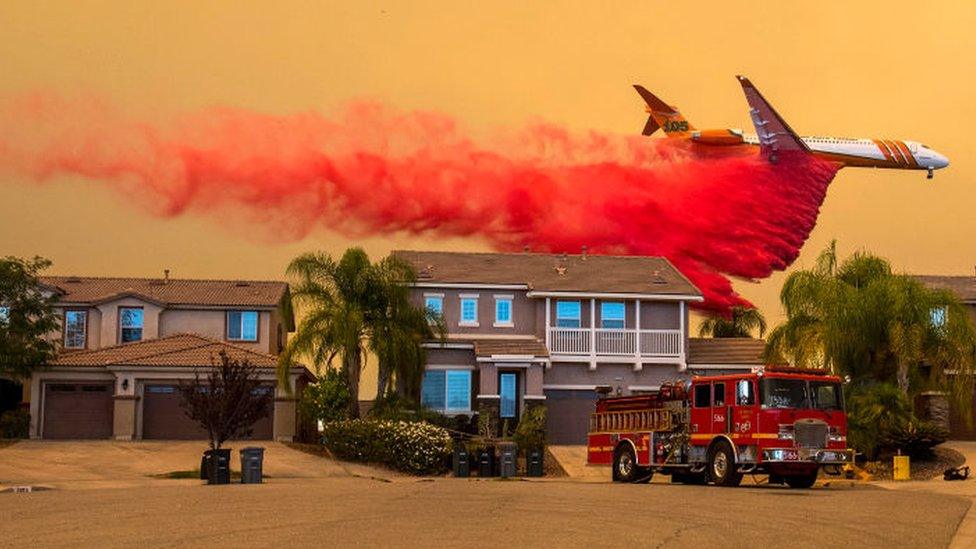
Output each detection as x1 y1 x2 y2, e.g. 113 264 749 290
64 310 88 349
227 311 259 342
421 370 472 413
494 295 513 327
931 306 947 329
556 300 581 328
0 305 8 324
460 295 478 326
601 302 625 329
119 307 144 343
424 295 443 320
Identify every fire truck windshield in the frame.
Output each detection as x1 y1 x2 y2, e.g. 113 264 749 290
760 378 808 409
760 378 844 410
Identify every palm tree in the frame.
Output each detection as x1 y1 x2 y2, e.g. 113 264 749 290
764 241 976 408
278 248 439 418
698 307 767 338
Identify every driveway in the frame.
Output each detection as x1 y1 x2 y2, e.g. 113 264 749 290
0 440 385 490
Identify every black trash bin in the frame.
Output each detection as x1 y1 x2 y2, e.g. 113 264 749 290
453 446 470 478
204 448 231 485
526 448 544 477
240 447 265 484
477 446 496 477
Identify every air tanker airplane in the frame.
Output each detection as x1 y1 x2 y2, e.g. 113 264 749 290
634 75 949 178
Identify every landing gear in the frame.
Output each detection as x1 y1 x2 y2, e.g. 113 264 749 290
927 167 934 179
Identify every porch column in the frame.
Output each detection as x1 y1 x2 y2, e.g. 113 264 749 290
634 299 642 372
544 298 551 354
679 301 687 371
589 298 597 370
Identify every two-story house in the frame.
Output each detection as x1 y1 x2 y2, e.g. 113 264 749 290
395 250 711 444
27 275 311 441
914 274 976 439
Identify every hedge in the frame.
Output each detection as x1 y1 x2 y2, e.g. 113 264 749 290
321 419 452 475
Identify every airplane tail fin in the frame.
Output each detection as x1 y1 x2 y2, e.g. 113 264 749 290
633 85 695 137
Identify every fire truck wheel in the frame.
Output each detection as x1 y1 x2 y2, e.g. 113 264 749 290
707 442 743 487
613 445 647 483
785 471 818 489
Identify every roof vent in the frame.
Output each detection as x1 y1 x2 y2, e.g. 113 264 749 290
65 276 82 283
235 281 250 287
554 266 567 276
581 245 588 259
651 269 667 285
417 264 434 280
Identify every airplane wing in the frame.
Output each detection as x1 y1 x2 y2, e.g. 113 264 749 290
736 75 808 161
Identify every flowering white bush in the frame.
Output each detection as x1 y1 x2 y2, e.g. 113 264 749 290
322 419 452 475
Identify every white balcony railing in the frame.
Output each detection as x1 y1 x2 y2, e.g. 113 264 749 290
548 328 682 357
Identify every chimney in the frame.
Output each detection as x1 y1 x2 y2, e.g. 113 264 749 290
163 269 170 284
523 246 530 253
581 245 588 259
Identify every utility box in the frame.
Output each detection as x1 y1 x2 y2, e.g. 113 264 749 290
526 448 544 477
499 442 517 478
453 446 470 478
240 447 265 484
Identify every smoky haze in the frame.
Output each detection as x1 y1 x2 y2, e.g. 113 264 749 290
0 93 840 312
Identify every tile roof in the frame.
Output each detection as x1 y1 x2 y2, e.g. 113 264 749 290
51 333 280 368
41 276 288 308
393 250 701 297
472 338 549 358
914 275 976 302
687 337 766 365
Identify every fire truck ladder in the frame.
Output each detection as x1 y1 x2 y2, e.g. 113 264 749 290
589 409 673 433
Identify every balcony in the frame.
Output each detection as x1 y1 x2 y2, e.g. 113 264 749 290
547 328 683 358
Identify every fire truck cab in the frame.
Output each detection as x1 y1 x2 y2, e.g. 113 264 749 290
587 366 853 488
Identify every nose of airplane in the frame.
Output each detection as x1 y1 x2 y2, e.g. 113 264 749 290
931 150 949 169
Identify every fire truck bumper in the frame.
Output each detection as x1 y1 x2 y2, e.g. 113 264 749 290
762 448 854 465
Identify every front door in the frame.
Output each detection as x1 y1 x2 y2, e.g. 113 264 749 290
499 371 519 428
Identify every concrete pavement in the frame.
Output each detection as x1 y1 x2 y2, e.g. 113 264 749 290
0 440 396 491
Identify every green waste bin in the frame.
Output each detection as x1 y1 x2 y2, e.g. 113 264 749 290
499 442 517 478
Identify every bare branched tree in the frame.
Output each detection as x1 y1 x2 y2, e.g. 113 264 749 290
179 351 273 450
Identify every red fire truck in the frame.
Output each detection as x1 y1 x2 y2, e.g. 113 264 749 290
587 366 853 488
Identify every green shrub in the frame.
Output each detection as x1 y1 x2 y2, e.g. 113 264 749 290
321 419 451 475
368 393 477 435
879 419 948 460
300 368 351 425
846 383 913 460
513 406 546 451
0 409 29 439
847 383 948 460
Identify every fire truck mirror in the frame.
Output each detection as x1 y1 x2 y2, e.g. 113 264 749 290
736 380 755 406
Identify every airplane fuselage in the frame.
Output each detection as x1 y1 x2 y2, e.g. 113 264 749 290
688 129 949 175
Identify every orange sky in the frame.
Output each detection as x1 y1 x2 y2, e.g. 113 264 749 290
2 0 975 331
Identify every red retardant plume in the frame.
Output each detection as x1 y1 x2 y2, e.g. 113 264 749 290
0 94 840 313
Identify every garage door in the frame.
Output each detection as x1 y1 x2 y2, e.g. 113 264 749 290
142 384 273 440
42 382 114 439
544 389 598 445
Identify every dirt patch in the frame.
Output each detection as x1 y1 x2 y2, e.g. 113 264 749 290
0 440 20 450
863 446 966 480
